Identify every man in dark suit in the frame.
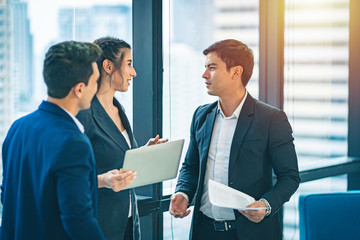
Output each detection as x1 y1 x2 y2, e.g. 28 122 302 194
169 39 300 240
1 41 106 239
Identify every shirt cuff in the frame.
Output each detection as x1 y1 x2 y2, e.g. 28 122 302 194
174 191 189 203
259 198 272 217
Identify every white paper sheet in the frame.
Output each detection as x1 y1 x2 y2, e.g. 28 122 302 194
208 179 267 211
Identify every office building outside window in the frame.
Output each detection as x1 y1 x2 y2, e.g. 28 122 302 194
283 0 349 238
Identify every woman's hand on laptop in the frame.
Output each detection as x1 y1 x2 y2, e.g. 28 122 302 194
145 134 168 146
98 169 136 192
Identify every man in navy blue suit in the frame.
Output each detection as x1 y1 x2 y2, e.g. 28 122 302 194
1 41 106 239
169 39 300 240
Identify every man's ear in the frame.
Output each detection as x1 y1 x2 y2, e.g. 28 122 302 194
232 65 243 80
72 82 85 99
102 59 113 75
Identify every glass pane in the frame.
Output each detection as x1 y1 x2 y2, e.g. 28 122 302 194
163 207 193 240
284 0 349 167
283 0 349 239
163 0 259 237
0 0 132 217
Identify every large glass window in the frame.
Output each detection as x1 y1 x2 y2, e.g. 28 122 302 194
284 0 349 167
283 0 349 238
0 0 132 217
162 0 259 238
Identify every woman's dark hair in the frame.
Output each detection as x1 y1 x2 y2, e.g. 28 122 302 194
43 41 101 98
93 37 131 87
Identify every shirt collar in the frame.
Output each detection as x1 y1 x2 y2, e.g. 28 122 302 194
60 107 85 133
217 90 248 119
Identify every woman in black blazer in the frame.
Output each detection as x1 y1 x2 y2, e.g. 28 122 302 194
77 37 166 240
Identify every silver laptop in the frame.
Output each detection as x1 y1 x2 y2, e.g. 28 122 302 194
122 139 185 189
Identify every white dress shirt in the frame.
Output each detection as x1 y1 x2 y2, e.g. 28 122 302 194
199 91 248 221
121 129 132 218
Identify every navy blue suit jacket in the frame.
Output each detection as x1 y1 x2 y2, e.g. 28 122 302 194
175 94 300 240
77 96 141 240
1 101 105 240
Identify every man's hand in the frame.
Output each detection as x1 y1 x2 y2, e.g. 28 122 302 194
238 200 267 223
146 134 168 146
98 169 136 192
169 193 191 218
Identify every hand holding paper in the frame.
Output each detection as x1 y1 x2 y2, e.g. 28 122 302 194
208 179 266 211
240 200 268 223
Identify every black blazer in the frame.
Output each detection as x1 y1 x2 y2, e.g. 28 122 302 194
77 96 141 240
175 94 300 240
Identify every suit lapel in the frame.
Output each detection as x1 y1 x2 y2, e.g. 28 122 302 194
91 96 130 152
228 94 255 172
201 104 218 170
113 98 137 148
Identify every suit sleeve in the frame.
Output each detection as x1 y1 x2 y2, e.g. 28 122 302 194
1 122 18 205
53 137 105 240
262 111 300 216
1 134 9 205
175 107 201 203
